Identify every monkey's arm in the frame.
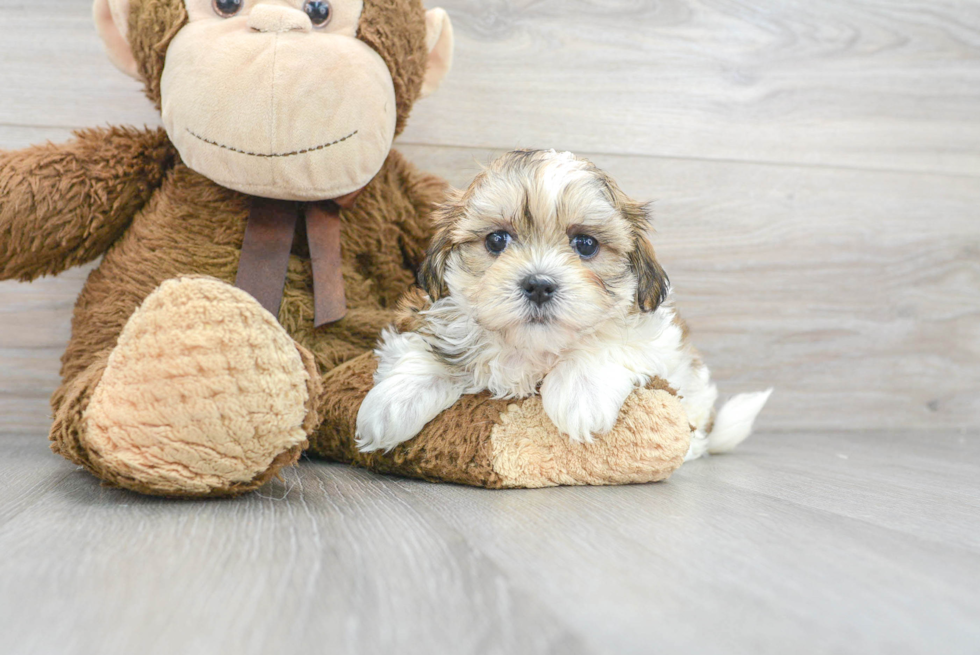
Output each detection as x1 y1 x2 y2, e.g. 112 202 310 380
0 126 175 281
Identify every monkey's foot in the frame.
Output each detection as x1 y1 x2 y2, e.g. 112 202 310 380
79 277 317 497
311 354 691 488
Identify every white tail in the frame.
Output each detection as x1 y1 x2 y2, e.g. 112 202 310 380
707 389 774 454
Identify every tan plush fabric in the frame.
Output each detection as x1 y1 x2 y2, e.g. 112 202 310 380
83 277 311 496
420 8 454 98
125 0 431 135
159 6 399 201
489 390 690 488
94 0 139 78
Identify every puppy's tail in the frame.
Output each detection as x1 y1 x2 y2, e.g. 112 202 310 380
707 389 773 454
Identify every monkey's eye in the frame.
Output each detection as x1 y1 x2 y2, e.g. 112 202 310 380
571 234 600 259
485 231 512 255
212 0 243 17
304 0 332 26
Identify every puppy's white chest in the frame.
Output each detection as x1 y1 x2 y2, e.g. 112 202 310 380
467 346 560 399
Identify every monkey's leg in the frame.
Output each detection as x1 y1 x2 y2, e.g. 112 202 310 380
308 354 692 489
50 277 320 498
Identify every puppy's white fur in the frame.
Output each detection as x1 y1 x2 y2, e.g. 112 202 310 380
356 150 771 458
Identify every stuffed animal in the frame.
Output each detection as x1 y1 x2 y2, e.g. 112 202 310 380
0 0 691 498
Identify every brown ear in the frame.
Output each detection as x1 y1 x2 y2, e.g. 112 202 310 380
630 235 670 312
597 174 671 313
417 194 463 301
629 234 670 312
417 231 452 301
93 0 140 79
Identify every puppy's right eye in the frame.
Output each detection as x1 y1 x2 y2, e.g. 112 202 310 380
485 231 512 255
213 0 243 17
571 234 600 259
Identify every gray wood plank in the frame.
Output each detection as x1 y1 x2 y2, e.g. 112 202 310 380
0 433 73 527
1 431 977 655
407 0 980 176
0 246 94 436
0 3 161 131
419 0 980 175
702 430 980 551
0 435 591 655
2 1 980 174
390 431 980 655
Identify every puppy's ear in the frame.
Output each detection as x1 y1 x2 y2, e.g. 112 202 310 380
418 233 452 301
629 235 670 312
618 199 669 312
417 192 463 301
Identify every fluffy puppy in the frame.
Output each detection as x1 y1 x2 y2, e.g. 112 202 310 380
356 150 772 459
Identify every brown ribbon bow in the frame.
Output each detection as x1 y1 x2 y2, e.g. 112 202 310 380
235 191 359 328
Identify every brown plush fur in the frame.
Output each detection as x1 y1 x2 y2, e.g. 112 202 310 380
313 353 507 487
0 0 691 497
128 0 187 108
0 126 175 281
358 0 431 136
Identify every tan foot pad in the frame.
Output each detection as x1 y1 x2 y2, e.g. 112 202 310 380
84 277 311 496
490 391 690 488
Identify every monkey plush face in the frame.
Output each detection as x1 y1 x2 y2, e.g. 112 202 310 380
94 0 453 201
162 0 398 200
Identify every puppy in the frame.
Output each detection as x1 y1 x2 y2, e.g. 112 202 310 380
356 150 772 459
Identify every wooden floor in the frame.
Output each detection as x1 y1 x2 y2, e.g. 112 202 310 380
1 1 978 653
0 429 976 655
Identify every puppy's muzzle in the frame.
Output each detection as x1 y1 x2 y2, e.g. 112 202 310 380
521 275 557 306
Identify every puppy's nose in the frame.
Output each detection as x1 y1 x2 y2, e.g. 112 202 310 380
521 276 557 306
248 5 313 33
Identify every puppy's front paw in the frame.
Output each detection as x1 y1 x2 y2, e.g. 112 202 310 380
355 376 460 453
355 386 414 453
541 365 636 443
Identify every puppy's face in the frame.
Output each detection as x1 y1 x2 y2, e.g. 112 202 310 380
420 150 669 348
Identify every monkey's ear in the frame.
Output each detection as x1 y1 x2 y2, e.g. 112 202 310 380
630 234 670 313
93 0 140 80
419 9 455 99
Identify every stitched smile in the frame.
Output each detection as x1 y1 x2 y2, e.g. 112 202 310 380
186 129 358 158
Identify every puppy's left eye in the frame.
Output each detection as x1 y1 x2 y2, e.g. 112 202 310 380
485 231 512 255
571 234 600 259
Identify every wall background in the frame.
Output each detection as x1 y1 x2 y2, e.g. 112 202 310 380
1 0 978 435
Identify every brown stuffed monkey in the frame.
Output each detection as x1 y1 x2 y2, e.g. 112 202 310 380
0 0 690 498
